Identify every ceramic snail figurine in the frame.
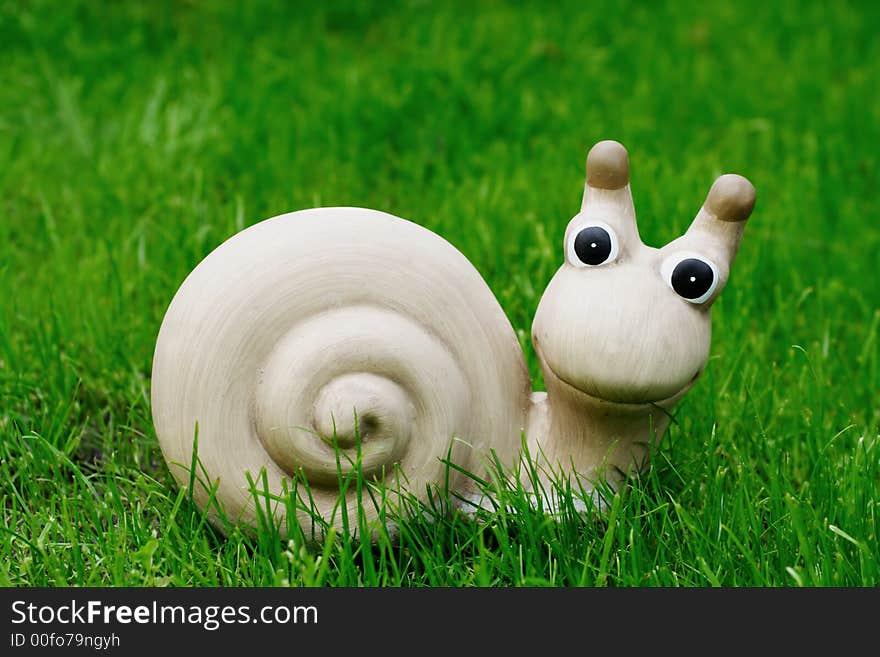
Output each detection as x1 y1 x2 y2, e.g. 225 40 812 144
151 140 755 535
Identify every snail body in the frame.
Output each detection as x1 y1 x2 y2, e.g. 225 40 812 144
151 140 756 534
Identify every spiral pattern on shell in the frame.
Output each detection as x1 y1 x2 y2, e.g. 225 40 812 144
151 208 531 534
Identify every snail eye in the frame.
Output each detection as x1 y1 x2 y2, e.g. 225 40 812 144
567 222 619 267
661 254 719 304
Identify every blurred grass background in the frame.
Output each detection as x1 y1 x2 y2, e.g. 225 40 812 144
0 0 877 585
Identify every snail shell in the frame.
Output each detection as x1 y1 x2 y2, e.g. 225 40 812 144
151 207 531 533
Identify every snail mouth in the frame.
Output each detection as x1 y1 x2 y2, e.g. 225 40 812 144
552 368 702 409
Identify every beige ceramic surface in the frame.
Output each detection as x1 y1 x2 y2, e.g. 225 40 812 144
151 140 755 534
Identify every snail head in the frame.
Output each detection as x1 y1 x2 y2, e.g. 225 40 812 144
532 140 756 406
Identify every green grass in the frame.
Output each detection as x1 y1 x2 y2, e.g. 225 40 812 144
1 0 878 586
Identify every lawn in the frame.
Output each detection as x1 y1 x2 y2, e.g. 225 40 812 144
1 0 878 586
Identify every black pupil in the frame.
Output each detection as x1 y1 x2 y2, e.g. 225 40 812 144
573 226 612 265
671 258 714 300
